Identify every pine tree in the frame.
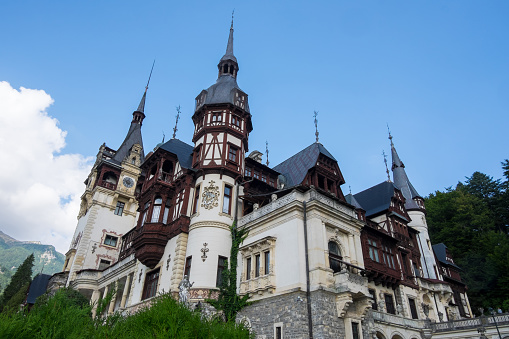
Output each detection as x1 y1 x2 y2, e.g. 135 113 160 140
0 253 34 312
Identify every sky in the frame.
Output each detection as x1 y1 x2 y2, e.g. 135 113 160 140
0 1 508 254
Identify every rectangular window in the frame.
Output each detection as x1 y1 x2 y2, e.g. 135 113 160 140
232 115 240 127
228 146 237 162
184 256 192 279
193 185 200 214
368 239 380 262
151 205 161 223
162 205 170 224
246 257 251 280
216 256 227 287
212 112 222 122
104 235 118 247
275 326 282 339
98 259 110 270
254 171 259 179
245 167 252 177
261 174 267 183
269 178 275 187
222 185 232 214
255 254 260 277
408 298 419 319
369 289 378 311
352 322 360 339
264 251 270 275
385 294 396 314
142 268 160 300
114 202 125 216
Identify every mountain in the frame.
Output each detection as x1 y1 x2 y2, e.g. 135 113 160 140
0 230 65 293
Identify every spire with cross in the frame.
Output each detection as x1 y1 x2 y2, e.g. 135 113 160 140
266 140 269 166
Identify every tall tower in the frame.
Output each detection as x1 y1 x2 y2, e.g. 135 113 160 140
64 88 147 284
185 21 252 291
390 133 439 279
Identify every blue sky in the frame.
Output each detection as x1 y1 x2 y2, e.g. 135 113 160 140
1 1 508 252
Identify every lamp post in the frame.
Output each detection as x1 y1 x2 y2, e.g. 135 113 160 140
488 307 502 339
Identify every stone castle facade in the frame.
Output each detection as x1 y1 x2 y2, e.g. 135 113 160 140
56 22 481 339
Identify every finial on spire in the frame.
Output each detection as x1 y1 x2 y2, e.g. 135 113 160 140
387 123 394 147
161 131 165 143
172 105 181 139
383 150 391 182
266 140 269 166
314 111 319 143
146 60 155 93
231 9 234 29
349 185 352 195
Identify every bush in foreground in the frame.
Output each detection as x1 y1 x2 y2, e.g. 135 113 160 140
0 289 252 339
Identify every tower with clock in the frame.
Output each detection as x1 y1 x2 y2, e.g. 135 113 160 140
63 88 147 284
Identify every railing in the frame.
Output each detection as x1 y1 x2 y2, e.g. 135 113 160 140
98 180 117 190
118 228 137 261
431 313 509 332
373 310 428 329
160 171 174 184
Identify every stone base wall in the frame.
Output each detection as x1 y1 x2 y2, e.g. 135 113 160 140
238 290 346 339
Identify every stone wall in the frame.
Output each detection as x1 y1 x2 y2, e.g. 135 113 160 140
238 289 346 339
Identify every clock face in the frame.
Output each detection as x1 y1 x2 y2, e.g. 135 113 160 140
123 177 134 188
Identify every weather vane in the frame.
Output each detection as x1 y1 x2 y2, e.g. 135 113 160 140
314 111 319 143
387 123 393 147
172 105 181 139
383 150 391 182
266 140 269 166
231 9 235 28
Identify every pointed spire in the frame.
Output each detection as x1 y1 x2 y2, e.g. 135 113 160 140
135 60 155 114
388 129 422 210
217 13 239 79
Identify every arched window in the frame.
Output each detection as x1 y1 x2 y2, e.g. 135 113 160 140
151 197 162 223
223 64 229 73
141 201 150 226
328 241 342 273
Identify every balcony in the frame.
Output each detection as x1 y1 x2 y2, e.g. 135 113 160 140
118 228 136 261
334 260 368 295
133 216 190 269
431 313 509 332
373 310 428 329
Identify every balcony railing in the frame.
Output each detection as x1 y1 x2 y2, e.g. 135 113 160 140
98 180 117 190
431 313 509 332
373 310 428 329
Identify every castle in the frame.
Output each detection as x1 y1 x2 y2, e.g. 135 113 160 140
57 22 475 339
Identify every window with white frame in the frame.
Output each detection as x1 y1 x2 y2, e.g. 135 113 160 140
239 236 276 295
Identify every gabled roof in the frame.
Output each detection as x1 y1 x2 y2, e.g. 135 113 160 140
26 273 51 304
354 181 398 217
432 243 461 270
159 139 194 170
273 143 336 188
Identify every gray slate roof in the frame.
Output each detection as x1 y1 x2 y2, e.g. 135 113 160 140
220 26 237 63
273 143 337 188
159 139 194 170
432 243 461 270
391 144 420 210
112 121 145 163
354 181 401 218
345 193 363 209
26 274 51 304
199 75 250 112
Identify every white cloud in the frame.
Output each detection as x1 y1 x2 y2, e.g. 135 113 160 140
0 81 92 254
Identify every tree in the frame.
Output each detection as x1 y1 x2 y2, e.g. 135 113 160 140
0 253 34 312
207 222 251 322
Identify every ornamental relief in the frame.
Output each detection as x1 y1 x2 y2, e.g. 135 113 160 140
201 180 219 210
